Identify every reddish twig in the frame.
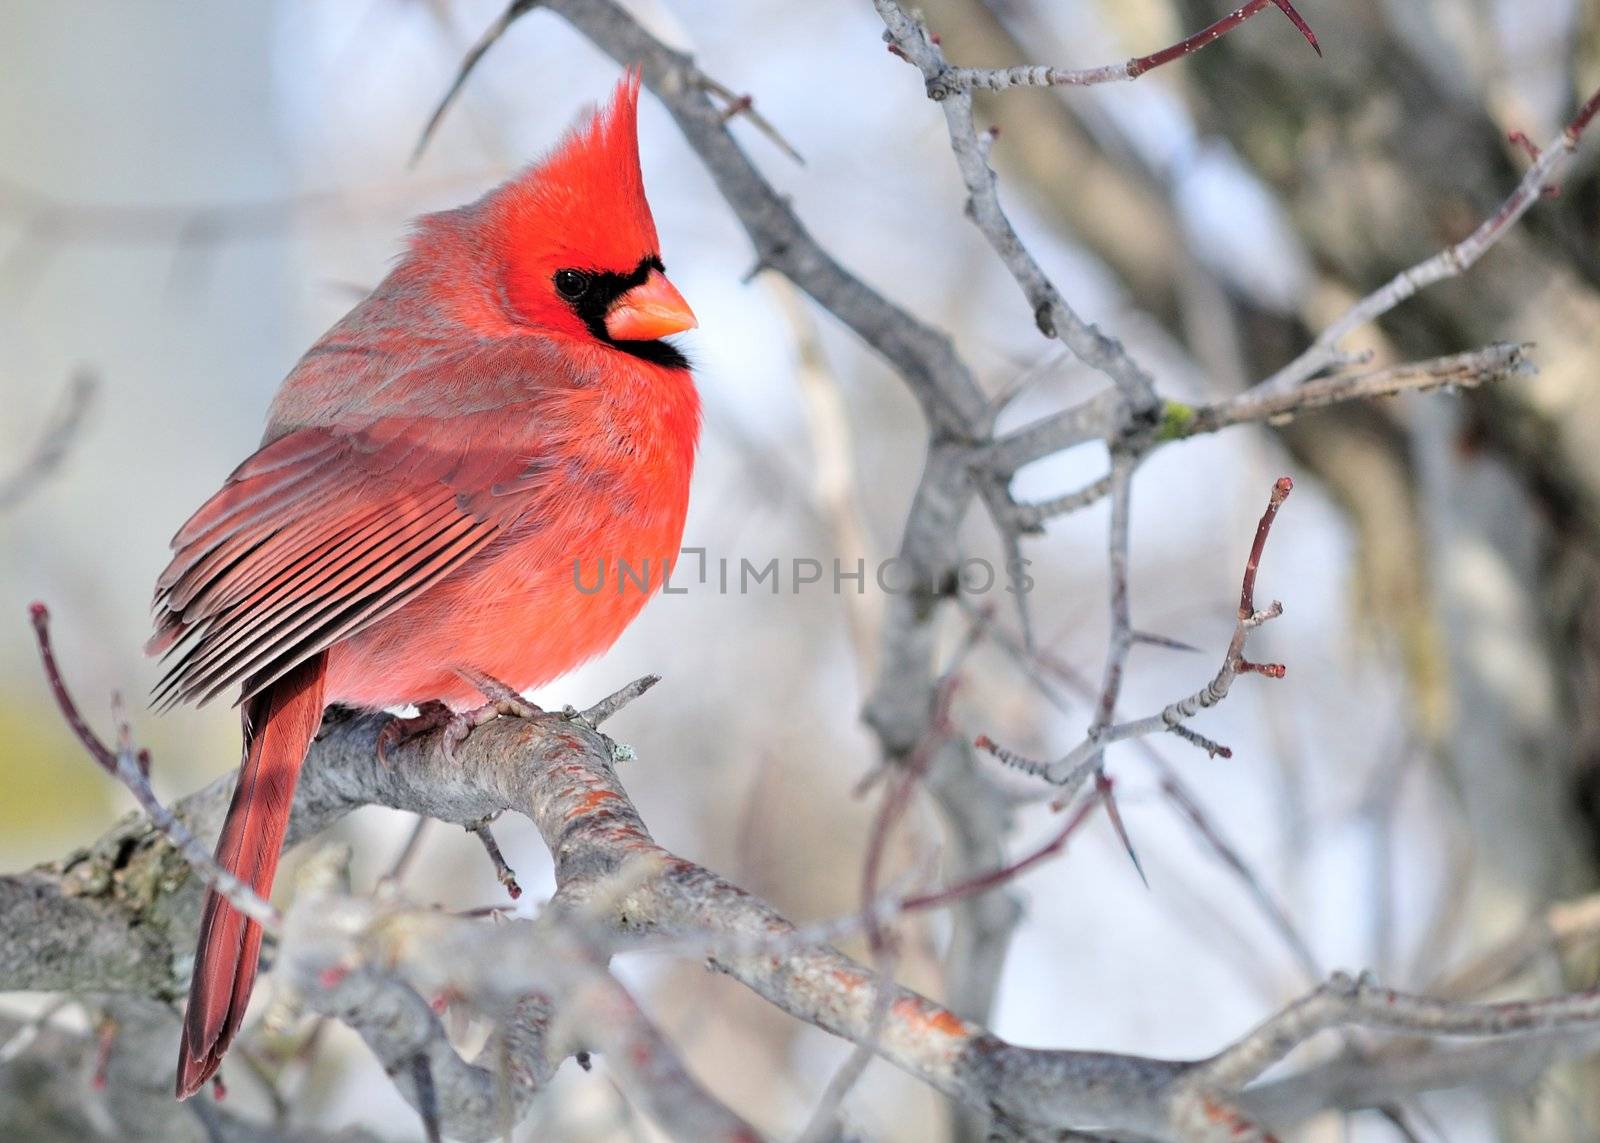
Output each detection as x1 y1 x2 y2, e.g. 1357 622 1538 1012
985 477 1294 787
1240 477 1293 619
1129 0 1319 79
899 789 1105 913
27 603 280 928
89 1013 117 1091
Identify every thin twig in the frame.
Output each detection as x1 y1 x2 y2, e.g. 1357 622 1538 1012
468 817 523 900
28 603 280 928
930 0 1319 94
989 477 1292 787
877 0 1159 411
578 674 661 727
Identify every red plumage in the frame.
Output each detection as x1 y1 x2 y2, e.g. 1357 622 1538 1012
154 71 699 1099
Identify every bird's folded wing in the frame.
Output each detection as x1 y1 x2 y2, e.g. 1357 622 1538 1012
148 419 531 709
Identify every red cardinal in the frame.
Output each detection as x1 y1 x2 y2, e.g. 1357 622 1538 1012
149 72 698 1098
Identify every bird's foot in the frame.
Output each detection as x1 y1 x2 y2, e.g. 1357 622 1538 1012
457 668 543 720
376 700 457 767
422 669 550 765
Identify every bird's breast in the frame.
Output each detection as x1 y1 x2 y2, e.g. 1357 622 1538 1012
326 370 698 710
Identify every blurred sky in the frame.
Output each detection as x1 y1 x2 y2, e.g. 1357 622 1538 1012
0 2 1567 1139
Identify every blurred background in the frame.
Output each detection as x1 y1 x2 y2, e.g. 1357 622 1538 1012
2 1 1599 1140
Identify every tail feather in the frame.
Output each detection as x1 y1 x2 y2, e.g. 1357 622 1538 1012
176 652 327 1100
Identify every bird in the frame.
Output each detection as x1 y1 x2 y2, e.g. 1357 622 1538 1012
148 70 699 1099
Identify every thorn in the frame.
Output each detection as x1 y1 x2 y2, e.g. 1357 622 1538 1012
852 762 890 799
1240 660 1287 679
1271 0 1322 57
698 77 806 166
1097 773 1148 888
1132 629 1203 654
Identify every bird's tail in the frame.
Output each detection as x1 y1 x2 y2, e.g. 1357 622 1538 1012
176 653 327 1100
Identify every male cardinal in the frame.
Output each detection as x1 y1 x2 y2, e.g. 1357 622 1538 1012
149 72 698 1099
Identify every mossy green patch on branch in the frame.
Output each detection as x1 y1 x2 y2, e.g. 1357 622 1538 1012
1156 400 1197 442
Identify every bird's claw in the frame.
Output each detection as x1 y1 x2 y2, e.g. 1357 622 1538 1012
457 667 543 719
375 700 456 767
376 673 555 768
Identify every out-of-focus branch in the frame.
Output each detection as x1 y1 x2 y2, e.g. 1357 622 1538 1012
279 876 762 1143
1431 893 1600 999
0 371 94 512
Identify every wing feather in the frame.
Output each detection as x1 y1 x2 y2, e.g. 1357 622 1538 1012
156 498 464 704
149 420 523 710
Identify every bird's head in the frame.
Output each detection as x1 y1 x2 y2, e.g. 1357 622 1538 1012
483 69 695 367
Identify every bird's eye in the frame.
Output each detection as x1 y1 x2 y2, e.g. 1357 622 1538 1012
554 269 591 300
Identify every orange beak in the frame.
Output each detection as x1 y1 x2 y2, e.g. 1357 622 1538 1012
604 270 697 342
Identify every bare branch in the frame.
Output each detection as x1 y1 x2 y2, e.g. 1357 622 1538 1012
1259 88 1600 395
993 344 1531 526
1176 343 1535 437
1192 970 1600 1099
877 0 1159 411
576 672 660 726
931 0 1319 94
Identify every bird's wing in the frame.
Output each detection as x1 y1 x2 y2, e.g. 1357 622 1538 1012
148 408 558 710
